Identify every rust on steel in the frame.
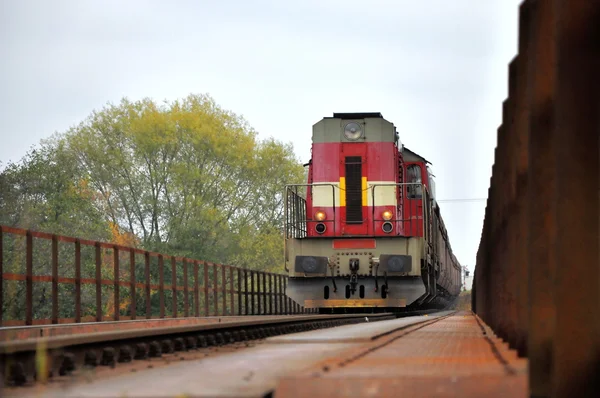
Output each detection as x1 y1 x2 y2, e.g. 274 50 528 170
473 0 600 396
74 239 82 323
129 249 136 320
553 0 600 395
527 0 557 396
183 258 189 317
221 264 226 315
51 234 59 324
212 263 218 316
145 251 151 318
237 268 242 315
514 0 534 356
229 266 234 315
26 230 33 325
171 256 177 318
159 254 165 318
274 312 527 398
194 260 200 317
95 242 102 322
0 224 303 327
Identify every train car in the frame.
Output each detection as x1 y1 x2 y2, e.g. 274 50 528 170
284 112 461 311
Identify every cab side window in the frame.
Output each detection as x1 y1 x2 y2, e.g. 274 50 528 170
407 164 422 199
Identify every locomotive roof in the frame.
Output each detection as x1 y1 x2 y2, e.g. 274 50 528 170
402 146 431 165
329 112 384 119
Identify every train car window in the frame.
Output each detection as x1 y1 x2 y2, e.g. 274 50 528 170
407 164 422 199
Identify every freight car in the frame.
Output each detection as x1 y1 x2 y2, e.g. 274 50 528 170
284 112 461 312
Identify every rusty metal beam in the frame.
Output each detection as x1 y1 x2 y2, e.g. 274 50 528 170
552 0 600 396
526 0 557 395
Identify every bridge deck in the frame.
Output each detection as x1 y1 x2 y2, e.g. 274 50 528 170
275 311 527 397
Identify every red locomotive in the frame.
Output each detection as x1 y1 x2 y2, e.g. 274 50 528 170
284 113 461 311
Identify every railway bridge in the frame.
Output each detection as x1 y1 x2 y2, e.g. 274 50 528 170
1 1 599 397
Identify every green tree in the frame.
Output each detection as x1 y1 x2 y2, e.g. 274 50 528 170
1 93 305 321
62 93 304 268
0 139 110 238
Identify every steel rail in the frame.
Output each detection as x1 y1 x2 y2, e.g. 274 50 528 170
0 312 398 387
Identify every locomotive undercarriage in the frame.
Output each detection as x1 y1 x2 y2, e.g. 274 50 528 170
284 236 456 311
285 234 459 311
286 275 426 309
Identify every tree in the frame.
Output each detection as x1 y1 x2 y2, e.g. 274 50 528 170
0 93 305 320
0 139 110 239
62 94 304 269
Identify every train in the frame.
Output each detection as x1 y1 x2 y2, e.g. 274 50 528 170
284 112 462 312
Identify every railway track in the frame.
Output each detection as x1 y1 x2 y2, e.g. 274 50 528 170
2 310 525 398
0 312 399 388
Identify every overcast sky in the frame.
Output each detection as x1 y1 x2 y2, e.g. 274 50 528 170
1 0 523 283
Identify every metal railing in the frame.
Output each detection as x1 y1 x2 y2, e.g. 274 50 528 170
369 182 432 240
284 182 433 241
284 183 338 239
0 225 310 327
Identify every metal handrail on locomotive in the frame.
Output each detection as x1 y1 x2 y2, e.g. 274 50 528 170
284 112 462 311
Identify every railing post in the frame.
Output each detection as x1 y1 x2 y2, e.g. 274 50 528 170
262 272 267 315
25 230 33 325
213 263 218 316
95 242 102 322
113 246 119 321
130 249 136 320
221 265 226 316
237 268 242 316
145 252 151 319
203 262 209 316
250 270 255 315
229 266 234 316
279 275 284 314
183 259 189 317
268 273 273 315
171 257 177 318
244 269 249 315
74 239 81 323
284 278 289 314
194 261 200 317
257 272 262 315
159 255 165 318
51 235 58 324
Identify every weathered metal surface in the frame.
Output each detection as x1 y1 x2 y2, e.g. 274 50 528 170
0 313 393 352
0 315 319 342
2 313 435 397
552 1 600 396
526 0 557 396
268 312 452 344
473 0 600 396
274 312 526 397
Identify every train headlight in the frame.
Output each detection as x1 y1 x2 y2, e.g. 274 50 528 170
314 211 326 221
382 210 393 220
382 222 393 233
344 122 363 141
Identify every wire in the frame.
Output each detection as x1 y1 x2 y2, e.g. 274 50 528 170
436 198 487 203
